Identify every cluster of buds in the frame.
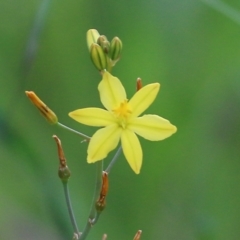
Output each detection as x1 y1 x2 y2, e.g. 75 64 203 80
87 29 123 72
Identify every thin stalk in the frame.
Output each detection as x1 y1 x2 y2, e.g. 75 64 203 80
57 122 90 140
89 161 103 219
105 146 122 174
63 182 80 238
22 0 52 74
79 161 103 240
90 213 100 225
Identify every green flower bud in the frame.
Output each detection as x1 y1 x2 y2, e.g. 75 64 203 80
97 35 108 44
109 37 122 61
97 35 110 54
58 166 71 183
86 29 100 51
90 43 107 71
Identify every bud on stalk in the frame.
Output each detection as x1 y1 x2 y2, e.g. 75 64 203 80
86 29 100 51
109 37 122 61
25 91 58 124
90 43 108 71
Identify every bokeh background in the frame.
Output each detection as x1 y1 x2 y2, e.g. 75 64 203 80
1 0 240 239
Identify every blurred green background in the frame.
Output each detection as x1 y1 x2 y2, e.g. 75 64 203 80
1 0 240 239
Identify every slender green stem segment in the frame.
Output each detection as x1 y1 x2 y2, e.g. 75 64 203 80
53 135 80 239
90 161 103 218
57 122 91 140
90 211 101 225
105 146 122 174
63 182 80 238
79 161 103 240
23 0 52 74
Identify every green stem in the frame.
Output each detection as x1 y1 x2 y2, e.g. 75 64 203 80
62 182 80 238
105 146 122 174
57 122 90 140
90 212 100 225
22 0 52 74
79 161 103 240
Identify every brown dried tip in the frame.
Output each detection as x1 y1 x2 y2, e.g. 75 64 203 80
102 234 107 240
136 78 142 91
96 171 109 212
25 91 58 124
133 230 142 240
53 135 71 182
53 135 66 167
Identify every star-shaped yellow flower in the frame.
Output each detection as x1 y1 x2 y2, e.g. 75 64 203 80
69 71 177 174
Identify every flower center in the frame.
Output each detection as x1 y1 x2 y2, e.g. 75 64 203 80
112 99 132 128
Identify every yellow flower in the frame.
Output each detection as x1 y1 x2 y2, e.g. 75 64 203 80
69 72 177 174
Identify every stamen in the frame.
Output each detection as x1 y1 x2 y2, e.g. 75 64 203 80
112 100 132 128
112 100 131 118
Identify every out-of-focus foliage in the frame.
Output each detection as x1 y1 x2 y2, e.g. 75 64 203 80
1 0 240 239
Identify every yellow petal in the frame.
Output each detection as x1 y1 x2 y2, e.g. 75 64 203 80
128 114 177 141
121 129 142 174
87 124 122 162
128 83 160 118
69 108 115 126
98 71 126 111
